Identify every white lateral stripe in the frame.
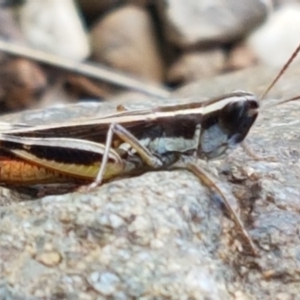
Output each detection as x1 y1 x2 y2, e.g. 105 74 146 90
73 94 255 123
2 93 256 134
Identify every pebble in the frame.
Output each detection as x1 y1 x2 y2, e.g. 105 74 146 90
158 0 269 47
0 58 47 111
88 271 120 295
90 5 165 83
35 250 62 267
19 0 90 60
109 214 125 228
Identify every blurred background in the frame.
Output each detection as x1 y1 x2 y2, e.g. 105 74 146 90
0 0 299 113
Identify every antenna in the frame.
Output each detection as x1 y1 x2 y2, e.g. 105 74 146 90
262 94 300 110
259 43 300 100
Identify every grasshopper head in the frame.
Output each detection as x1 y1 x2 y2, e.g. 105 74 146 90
198 93 259 160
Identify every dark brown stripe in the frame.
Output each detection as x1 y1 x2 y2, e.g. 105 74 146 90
9 113 202 143
0 140 106 165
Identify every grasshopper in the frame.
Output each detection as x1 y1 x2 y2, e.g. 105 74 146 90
0 45 300 256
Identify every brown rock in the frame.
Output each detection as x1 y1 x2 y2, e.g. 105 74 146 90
168 48 226 84
158 0 270 47
0 58 47 112
90 5 165 83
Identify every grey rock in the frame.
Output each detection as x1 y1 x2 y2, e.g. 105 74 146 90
158 0 269 47
272 0 300 7
248 3 300 67
19 0 90 60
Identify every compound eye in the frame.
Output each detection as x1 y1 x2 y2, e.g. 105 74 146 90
248 100 259 110
220 100 258 135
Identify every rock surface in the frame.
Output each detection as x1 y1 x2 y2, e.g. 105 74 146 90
1 63 300 298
